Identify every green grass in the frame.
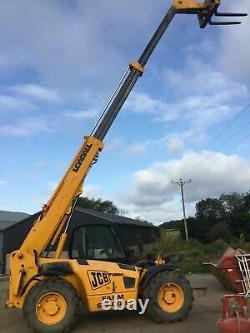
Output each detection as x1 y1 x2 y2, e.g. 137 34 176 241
156 231 234 273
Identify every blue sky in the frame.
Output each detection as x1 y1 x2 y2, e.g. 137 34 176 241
1 0 250 224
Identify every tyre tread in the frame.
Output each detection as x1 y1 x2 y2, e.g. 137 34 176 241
143 270 193 323
23 279 80 333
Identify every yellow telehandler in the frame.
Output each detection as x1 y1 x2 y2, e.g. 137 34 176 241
6 1 246 332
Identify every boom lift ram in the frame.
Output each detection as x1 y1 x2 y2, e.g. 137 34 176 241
7 1 246 332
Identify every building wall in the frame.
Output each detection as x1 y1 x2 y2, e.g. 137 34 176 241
1 215 36 274
1 211 158 274
3 215 37 255
0 232 3 274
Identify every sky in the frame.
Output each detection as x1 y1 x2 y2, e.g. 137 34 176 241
0 0 250 224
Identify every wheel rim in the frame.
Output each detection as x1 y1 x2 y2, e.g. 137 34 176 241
157 283 184 313
36 292 67 325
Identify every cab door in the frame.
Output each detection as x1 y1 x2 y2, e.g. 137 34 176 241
71 224 126 263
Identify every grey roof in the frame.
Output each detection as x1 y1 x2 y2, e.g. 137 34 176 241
0 207 154 231
0 210 29 231
75 207 153 227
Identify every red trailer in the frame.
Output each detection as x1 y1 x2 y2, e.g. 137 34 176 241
215 250 250 333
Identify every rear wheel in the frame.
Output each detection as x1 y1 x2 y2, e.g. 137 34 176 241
143 270 193 323
23 279 80 333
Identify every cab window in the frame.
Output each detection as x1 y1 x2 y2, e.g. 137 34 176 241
71 225 125 260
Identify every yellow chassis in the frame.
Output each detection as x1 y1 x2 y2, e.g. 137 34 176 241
7 250 142 312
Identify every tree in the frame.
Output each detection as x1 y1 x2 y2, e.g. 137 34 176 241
159 191 250 243
77 197 119 214
196 198 225 221
220 192 244 215
207 222 233 243
194 192 250 242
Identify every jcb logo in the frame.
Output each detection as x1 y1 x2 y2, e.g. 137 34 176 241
88 271 111 290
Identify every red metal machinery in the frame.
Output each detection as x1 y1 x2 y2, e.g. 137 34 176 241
216 252 250 333
217 295 250 333
204 248 244 293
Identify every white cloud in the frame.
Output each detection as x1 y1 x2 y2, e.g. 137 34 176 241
0 200 7 210
126 92 162 114
119 151 250 223
126 142 147 157
66 108 98 119
218 0 250 86
84 184 104 199
32 181 58 209
36 160 47 168
125 61 249 132
0 94 33 112
125 91 178 121
0 0 166 89
0 180 7 187
166 137 184 153
13 84 60 102
125 133 202 159
0 118 49 136
122 200 188 224
165 56 248 97
163 57 249 127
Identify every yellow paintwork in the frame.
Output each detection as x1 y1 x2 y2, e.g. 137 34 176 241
20 136 103 255
129 61 144 74
7 0 220 322
7 255 141 313
173 0 220 12
8 135 104 309
55 232 67 258
36 292 67 325
6 124 140 314
157 283 184 313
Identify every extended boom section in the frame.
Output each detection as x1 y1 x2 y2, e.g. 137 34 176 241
20 136 103 255
7 1 247 328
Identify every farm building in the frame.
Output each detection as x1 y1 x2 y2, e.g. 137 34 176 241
0 207 159 274
0 210 30 274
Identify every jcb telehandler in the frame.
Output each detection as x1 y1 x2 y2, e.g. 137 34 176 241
7 1 246 332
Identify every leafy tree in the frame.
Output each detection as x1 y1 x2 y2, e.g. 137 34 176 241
220 192 244 215
161 191 250 243
207 222 233 243
77 197 119 214
219 192 250 239
196 198 225 221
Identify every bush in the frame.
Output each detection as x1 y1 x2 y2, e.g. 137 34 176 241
156 232 230 274
204 239 229 256
156 229 182 256
207 223 233 243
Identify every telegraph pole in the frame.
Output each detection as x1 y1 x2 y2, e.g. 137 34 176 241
171 178 191 242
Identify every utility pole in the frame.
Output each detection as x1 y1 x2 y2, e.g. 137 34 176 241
171 178 191 242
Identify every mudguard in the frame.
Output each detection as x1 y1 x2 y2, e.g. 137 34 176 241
38 262 72 276
140 264 177 289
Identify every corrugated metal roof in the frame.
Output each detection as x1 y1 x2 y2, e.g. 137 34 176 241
75 207 153 227
0 208 153 231
0 211 29 231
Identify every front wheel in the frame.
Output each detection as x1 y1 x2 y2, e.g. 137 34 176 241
23 279 80 333
143 270 193 323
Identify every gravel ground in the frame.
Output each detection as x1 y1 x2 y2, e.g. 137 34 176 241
0 274 225 333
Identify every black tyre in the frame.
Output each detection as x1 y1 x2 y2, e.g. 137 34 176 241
23 279 80 333
143 270 193 323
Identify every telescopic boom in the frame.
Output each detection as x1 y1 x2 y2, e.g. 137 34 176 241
19 0 247 257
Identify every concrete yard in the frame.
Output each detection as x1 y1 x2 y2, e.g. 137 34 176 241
0 274 225 333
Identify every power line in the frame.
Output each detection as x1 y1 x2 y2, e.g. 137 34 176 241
182 125 250 178
177 101 250 178
202 102 250 150
171 178 191 242
224 132 250 155
181 132 250 181
212 116 250 152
